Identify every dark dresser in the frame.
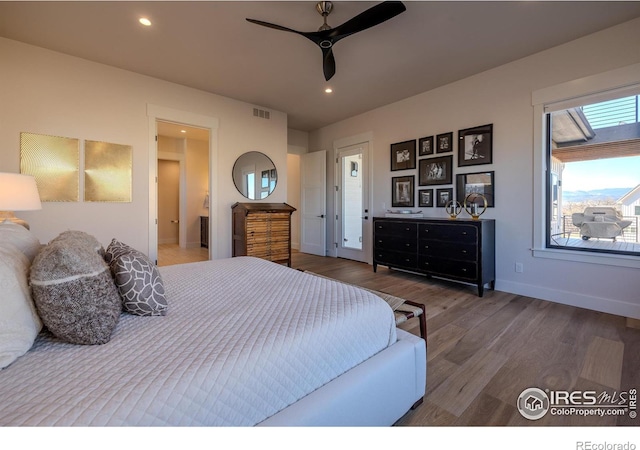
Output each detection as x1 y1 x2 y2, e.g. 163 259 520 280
373 216 495 297
200 216 209 248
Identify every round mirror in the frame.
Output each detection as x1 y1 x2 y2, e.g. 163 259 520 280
232 151 277 199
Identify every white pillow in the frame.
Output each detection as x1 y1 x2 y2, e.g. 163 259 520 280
0 220 42 262
0 244 43 369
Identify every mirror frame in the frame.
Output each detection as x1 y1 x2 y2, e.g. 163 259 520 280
232 151 277 199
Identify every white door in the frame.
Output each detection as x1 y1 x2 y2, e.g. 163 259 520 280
336 143 370 263
300 151 326 256
157 159 180 245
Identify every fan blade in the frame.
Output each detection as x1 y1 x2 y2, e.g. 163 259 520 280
247 18 323 47
246 18 303 35
322 47 336 81
329 1 406 42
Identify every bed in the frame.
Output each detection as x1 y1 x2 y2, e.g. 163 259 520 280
0 225 426 426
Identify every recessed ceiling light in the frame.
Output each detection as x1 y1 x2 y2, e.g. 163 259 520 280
139 17 152 26
180 130 187 133
324 88 333 94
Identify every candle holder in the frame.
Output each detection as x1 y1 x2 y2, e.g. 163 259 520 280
444 200 462 220
463 193 488 220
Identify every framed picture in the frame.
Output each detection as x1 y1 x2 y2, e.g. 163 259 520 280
418 155 453 186
418 189 433 207
436 132 453 154
418 136 434 156
458 124 493 167
456 171 495 207
436 188 453 207
392 175 415 208
390 140 416 171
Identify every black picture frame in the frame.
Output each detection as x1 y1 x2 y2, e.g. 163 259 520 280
436 188 454 207
418 189 433 207
436 132 453 154
458 124 493 167
418 136 434 156
418 155 453 186
392 175 415 208
456 171 495 207
390 140 416 171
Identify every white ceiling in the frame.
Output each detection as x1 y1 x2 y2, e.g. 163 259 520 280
2 1 640 132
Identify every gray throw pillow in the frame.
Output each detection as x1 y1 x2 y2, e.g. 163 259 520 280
30 234 121 345
105 239 167 316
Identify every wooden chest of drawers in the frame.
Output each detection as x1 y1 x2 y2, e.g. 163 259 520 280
373 217 495 297
232 202 296 266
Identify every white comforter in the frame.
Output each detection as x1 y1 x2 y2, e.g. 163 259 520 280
0 256 396 426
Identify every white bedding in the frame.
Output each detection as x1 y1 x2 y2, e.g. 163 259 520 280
0 256 397 426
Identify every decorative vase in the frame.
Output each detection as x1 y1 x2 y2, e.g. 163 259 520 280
463 193 488 220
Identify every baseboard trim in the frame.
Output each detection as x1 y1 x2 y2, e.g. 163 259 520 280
497 279 640 320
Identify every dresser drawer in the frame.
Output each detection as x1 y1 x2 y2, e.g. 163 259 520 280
374 220 417 237
419 239 477 261
374 235 417 252
418 223 477 243
419 256 478 281
374 249 418 269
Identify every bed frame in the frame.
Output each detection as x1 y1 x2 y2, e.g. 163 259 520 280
259 329 426 426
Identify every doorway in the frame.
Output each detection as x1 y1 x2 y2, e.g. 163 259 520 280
157 159 180 245
335 142 370 263
156 120 210 266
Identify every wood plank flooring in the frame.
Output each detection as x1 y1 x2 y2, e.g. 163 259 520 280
157 243 209 267
290 251 640 427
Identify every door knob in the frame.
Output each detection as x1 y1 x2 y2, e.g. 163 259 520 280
317 214 325 218
170 220 179 223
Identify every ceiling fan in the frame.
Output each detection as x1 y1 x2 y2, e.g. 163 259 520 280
246 1 406 81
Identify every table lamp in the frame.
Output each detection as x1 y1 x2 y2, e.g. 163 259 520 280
0 172 42 230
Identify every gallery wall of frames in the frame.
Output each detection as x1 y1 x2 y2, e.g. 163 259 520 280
389 123 495 214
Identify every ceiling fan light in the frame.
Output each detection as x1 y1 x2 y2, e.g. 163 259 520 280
324 88 333 93
139 17 152 27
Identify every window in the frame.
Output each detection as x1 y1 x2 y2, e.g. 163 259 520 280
546 95 640 256
531 64 640 269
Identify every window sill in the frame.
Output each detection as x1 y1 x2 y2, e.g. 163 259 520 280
533 247 640 269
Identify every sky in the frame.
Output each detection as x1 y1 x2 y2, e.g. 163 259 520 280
561 155 640 191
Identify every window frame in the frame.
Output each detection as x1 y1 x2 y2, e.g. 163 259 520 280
531 63 640 269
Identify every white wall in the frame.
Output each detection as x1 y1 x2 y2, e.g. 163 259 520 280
309 17 640 319
0 37 288 258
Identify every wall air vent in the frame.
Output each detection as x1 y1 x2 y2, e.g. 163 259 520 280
253 108 271 120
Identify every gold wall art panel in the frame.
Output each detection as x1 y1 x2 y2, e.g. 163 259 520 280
84 140 132 202
20 132 79 202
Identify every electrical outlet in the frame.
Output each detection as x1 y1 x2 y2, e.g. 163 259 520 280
515 262 524 273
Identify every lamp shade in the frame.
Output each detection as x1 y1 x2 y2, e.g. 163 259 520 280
0 172 42 211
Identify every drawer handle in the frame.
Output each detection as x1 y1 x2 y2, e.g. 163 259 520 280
405 258 411 262
424 245 429 249
462 268 467 272
462 231 467 235
405 243 411 247
405 227 411 231
461 250 467 254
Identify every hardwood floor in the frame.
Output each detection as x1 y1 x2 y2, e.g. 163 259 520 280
290 251 640 427
157 243 209 267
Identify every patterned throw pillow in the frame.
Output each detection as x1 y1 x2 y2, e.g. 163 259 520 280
105 239 168 316
30 234 121 345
